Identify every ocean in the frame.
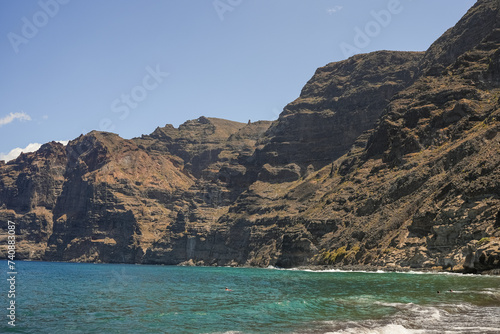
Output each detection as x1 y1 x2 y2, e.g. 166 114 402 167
1 261 499 333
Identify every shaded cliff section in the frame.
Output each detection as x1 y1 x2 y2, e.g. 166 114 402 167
253 51 422 174
0 117 274 264
1 0 499 274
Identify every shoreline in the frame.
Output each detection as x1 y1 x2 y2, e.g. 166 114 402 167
5 258 500 276
288 264 500 276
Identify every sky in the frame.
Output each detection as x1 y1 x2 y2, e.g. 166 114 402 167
0 0 477 161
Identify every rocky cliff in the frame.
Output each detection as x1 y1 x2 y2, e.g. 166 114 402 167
1 0 499 273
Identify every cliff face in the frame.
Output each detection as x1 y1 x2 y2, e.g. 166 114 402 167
418 0 500 76
1 0 499 273
254 51 422 172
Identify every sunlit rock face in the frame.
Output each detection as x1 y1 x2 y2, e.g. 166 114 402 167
1 0 499 274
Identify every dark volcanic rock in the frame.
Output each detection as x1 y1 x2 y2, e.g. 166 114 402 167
255 50 423 172
1 0 499 274
419 0 500 76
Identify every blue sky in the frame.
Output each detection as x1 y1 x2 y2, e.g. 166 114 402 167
0 0 476 161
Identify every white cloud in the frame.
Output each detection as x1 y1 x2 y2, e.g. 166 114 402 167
0 143 41 162
327 6 343 14
0 140 69 162
0 112 32 127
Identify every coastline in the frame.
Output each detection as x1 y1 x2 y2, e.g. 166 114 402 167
7 258 499 276
289 264 500 276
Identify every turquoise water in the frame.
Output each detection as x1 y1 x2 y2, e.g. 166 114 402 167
1 261 499 333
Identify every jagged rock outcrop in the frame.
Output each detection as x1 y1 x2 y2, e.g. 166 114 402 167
254 50 423 171
419 0 500 76
0 0 499 274
463 238 500 274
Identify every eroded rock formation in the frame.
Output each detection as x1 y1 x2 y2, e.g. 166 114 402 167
1 0 499 273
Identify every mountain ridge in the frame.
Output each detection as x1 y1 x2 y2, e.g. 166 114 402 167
1 0 499 274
